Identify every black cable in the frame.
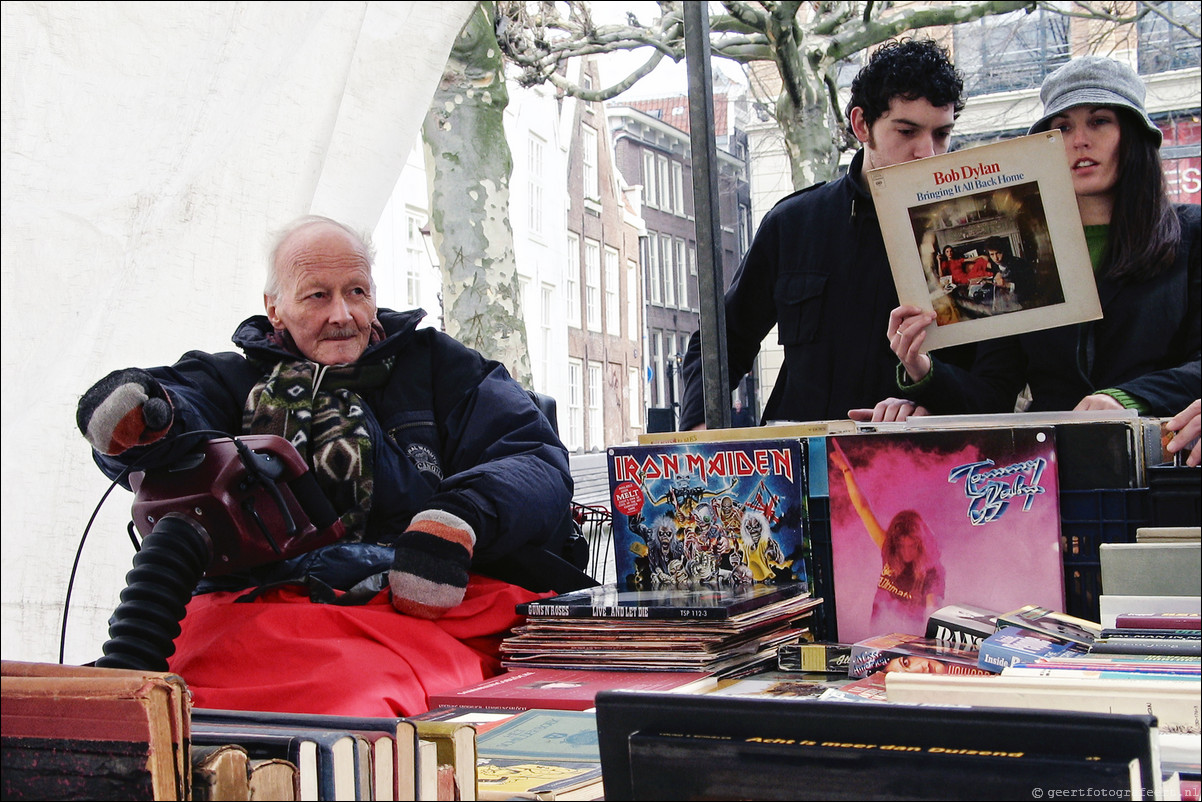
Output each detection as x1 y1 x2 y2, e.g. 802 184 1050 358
57 429 231 665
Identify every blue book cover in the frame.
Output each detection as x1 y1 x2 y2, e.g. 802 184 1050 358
606 438 809 591
978 626 1087 673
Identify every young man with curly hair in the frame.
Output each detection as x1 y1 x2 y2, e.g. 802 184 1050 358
679 38 972 428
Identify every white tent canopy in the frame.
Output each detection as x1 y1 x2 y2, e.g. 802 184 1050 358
1 0 476 663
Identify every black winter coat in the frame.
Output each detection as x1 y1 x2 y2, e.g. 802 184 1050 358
93 308 585 592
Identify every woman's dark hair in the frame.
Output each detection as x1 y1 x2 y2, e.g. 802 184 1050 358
846 38 965 131
1099 107 1180 281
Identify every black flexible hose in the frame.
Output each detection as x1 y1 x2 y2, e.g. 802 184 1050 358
95 512 212 671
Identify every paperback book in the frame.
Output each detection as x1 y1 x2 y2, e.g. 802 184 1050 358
978 626 1087 673
925 602 1001 649
606 437 808 590
995 604 1102 647
868 130 1101 351
848 632 993 679
827 427 1064 644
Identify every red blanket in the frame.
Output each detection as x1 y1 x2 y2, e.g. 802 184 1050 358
166 575 550 716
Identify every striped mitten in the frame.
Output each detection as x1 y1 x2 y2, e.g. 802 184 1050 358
76 368 173 456
389 496 478 619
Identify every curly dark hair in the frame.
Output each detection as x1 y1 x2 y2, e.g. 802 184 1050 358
846 38 965 132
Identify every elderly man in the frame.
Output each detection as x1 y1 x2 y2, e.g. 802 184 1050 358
76 215 584 714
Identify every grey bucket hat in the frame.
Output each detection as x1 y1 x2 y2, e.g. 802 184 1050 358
1027 55 1162 146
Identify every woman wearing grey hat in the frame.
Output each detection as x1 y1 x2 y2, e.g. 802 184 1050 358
871 55 1199 421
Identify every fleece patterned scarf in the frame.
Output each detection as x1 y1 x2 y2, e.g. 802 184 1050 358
243 356 393 541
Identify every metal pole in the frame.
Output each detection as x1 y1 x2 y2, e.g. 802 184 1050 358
683 1 731 430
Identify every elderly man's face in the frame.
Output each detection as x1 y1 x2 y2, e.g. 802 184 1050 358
266 222 377 365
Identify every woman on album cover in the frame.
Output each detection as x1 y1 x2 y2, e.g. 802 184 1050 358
829 440 946 638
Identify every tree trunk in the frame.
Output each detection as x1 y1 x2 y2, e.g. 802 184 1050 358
421 1 533 386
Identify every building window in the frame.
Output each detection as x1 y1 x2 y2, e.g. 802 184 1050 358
671 161 685 215
663 153 673 212
604 246 620 336
539 284 553 392
1138 1 1201 74
587 360 603 449
673 238 687 309
567 358 583 451
953 9 1069 96
404 213 424 308
582 124 599 200
662 233 676 308
626 259 640 341
566 232 581 328
528 135 545 236
646 232 662 305
585 238 602 332
643 150 659 209
651 329 665 408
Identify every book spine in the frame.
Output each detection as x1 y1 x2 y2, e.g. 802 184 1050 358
1113 613 1201 630
1090 640 1202 656
1100 629 1200 639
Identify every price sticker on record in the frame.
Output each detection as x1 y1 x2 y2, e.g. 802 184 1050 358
612 481 643 516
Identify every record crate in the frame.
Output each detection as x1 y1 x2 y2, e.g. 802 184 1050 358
1059 487 1152 623
806 494 838 641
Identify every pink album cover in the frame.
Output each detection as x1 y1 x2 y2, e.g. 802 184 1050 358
827 427 1064 644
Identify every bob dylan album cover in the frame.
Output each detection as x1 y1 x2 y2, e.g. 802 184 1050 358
827 427 1065 644
870 131 1101 351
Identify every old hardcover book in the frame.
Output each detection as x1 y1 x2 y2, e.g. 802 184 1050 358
606 437 809 590
190 722 356 802
474 710 603 801
193 708 418 802
191 743 251 802
0 660 192 797
475 759 603 801
413 720 477 802
848 632 993 679
868 130 1100 351
427 667 716 712
884 671 1202 736
1 672 190 801
475 710 599 765
594 690 1163 801
248 757 299 801
925 602 1000 649
827 427 1064 644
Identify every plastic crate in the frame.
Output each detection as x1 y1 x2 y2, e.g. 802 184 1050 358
806 495 837 641
1147 465 1202 527
1058 487 1152 623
